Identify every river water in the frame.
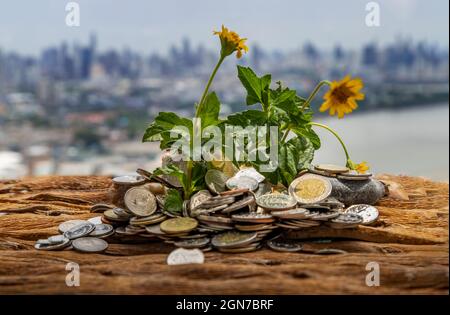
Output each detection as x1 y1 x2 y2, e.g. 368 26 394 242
313 104 449 181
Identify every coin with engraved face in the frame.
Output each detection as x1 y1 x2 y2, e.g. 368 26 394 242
124 186 157 217
344 204 379 225
63 222 96 240
256 194 297 211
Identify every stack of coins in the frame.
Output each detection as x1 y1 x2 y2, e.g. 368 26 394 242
310 164 373 181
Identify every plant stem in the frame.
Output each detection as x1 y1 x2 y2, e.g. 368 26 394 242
280 130 290 143
195 55 226 117
308 122 350 161
302 80 331 110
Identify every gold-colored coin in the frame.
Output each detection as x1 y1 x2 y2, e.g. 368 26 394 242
289 174 332 204
160 217 198 234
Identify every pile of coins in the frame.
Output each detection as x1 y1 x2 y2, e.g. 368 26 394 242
35 165 380 255
35 218 111 253
309 164 373 181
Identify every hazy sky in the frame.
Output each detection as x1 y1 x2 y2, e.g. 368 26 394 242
0 0 448 55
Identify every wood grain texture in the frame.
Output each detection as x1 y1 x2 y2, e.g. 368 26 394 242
0 175 448 295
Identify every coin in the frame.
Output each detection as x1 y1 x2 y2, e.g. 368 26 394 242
194 204 230 215
90 203 114 213
315 164 349 174
344 204 379 225
226 175 258 191
271 208 309 219
124 186 157 217
254 182 273 198
72 237 108 253
113 207 132 218
205 169 229 194
197 214 233 224
160 217 198 234
308 210 341 221
267 239 302 252
167 248 205 265
63 222 96 240
130 213 167 226
235 223 275 232
219 188 249 197
190 190 213 210
89 224 114 237
103 209 130 222
87 216 103 225
231 213 275 224
256 194 297 211
47 235 67 244
174 237 210 249
221 195 255 214
289 174 332 204
35 237 71 251
211 231 258 248
58 220 88 234
145 224 166 236
217 244 260 253
146 182 167 195
113 175 146 185
327 213 363 229
199 195 236 208
337 174 371 181
308 167 337 178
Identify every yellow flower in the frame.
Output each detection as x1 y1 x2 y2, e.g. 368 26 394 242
214 25 248 59
355 161 370 174
320 76 365 119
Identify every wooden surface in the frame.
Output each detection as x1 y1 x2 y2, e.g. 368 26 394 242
0 174 448 294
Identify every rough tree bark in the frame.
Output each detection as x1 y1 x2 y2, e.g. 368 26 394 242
0 174 448 294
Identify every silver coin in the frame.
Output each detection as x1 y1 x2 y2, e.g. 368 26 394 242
87 216 103 225
72 237 108 253
199 196 236 208
309 210 341 221
58 220 88 234
205 169 229 194
337 174 371 181
35 237 71 251
124 187 157 217
330 213 363 224
314 164 349 174
167 248 205 265
89 224 114 237
190 190 212 211
221 195 255 214
48 235 67 244
271 208 309 219
267 239 302 252
174 237 210 249
112 175 146 185
63 222 96 240
231 213 275 223
226 175 258 191
35 239 51 246
344 204 379 225
256 194 297 211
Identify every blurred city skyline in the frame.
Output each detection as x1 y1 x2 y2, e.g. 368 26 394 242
0 0 448 56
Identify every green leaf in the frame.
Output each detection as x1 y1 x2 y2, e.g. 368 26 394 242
142 112 192 150
164 189 183 215
225 110 268 127
237 66 271 107
196 92 221 128
191 162 207 192
292 126 321 150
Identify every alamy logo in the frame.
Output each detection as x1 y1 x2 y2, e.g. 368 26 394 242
365 2 381 27
365 262 380 286
65 2 80 27
65 262 80 287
